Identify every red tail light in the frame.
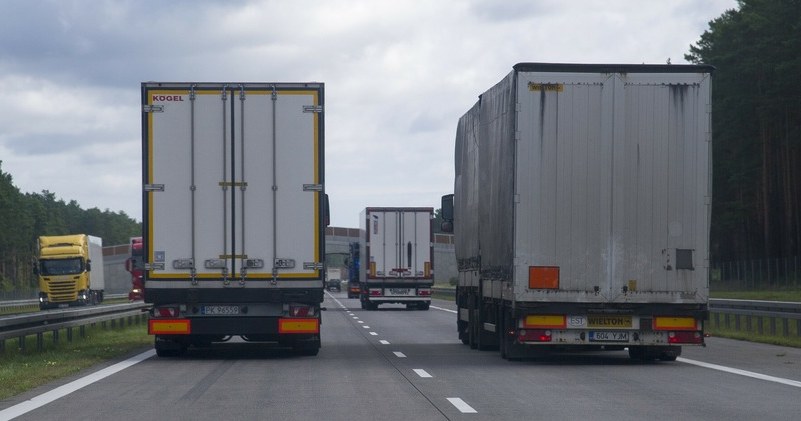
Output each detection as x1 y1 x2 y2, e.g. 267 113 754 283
668 331 703 344
369 289 383 296
153 307 179 318
418 288 431 296
518 329 552 342
289 305 310 317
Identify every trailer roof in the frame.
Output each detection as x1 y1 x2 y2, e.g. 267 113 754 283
513 62 715 74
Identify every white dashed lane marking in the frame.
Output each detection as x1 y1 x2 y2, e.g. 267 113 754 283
447 398 478 413
413 369 432 378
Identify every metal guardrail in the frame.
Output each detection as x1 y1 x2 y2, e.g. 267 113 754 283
0 301 150 352
431 288 801 337
0 293 130 312
709 298 801 337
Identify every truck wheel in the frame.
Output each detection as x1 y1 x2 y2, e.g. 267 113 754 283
155 337 186 357
293 338 321 356
658 346 681 361
468 309 479 349
628 346 659 362
294 346 320 356
457 319 469 345
418 302 430 311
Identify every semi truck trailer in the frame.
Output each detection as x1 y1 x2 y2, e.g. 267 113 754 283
359 207 434 310
125 236 144 301
142 82 326 356
36 234 105 310
441 63 713 361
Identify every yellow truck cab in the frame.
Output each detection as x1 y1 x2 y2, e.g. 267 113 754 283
35 234 105 310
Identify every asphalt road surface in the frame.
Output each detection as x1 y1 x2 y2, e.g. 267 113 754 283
1 292 800 420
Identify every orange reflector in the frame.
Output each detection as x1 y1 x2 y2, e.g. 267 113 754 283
370 262 376 277
653 316 697 331
148 319 191 335
424 261 431 277
529 266 559 289
278 318 320 334
524 315 566 329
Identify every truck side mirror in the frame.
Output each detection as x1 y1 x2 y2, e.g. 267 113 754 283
33 264 39 276
441 194 454 233
125 257 133 272
86 260 92 271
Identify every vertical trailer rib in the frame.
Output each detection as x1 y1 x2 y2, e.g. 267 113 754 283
239 85 246 283
189 85 197 284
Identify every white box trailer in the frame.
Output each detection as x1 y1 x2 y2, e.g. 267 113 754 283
442 63 712 360
359 207 434 310
142 82 326 356
87 235 105 294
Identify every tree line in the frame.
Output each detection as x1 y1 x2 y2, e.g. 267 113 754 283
687 0 801 263
0 162 141 294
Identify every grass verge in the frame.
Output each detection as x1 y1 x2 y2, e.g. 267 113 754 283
706 314 801 348
711 290 801 302
0 322 151 400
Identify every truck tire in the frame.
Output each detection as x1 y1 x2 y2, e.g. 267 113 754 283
155 337 186 357
658 346 682 361
418 302 430 310
457 319 469 345
292 338 321 356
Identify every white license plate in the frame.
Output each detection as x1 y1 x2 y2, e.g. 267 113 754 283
201 305 240 315
388 288 412 296
589 331 630 342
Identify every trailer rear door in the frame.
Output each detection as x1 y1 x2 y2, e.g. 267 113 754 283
142 83 325 289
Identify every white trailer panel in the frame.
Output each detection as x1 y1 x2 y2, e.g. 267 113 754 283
511 67 711 303
360 208 433 281
143 83 324 287
87 235 105 291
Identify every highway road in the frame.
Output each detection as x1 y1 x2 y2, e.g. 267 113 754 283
1 292 800 420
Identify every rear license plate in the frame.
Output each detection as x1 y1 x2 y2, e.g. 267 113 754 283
201 305 240 315
388 288 412 296
589 331 630 342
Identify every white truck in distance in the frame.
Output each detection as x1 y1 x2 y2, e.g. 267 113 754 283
442 63 713 361
142 82 327 357
358 207 434 310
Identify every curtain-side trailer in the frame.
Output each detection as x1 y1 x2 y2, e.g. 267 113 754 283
142 82 326 356
442 63 713 361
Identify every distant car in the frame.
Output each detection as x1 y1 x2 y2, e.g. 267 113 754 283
327 279 342 292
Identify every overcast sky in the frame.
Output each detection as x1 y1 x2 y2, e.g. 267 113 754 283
0 0 736 228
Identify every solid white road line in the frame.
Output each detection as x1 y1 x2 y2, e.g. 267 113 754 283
447 397 477 413
0 349 155 420
413 369 432 378
678 357 801 388
431 305 457 314
393 352 407 358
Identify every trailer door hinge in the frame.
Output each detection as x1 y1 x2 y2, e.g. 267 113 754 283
303 105 323 113
143 105 164 113
144 184 165 192
145 263 165 270
303 184 323 192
